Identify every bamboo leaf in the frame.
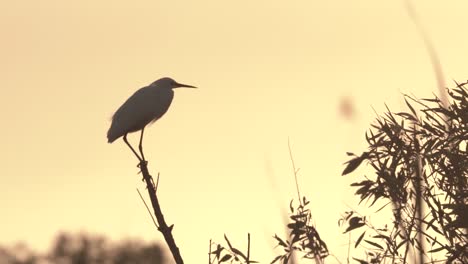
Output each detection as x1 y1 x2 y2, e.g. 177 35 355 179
342 153 368 176
220 254 232 262
273 234 287 248
232 248 247 260
270 255 282 264
405 98 418 118
355 231 366 248
364 239 384 250
428 246 446 253
352 257 369 264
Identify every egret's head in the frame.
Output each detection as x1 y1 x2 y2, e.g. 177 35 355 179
152 77 197 89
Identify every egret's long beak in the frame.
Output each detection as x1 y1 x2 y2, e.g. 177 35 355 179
174 82 197 89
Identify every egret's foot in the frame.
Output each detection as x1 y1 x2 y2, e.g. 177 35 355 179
136 170 145 181
136 160 148 168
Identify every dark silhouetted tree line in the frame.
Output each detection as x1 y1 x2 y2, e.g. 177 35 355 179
0 232 167 264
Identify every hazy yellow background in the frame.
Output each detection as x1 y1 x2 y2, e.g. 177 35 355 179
1 0 467 263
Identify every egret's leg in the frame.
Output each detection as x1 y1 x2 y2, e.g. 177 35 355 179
138 127 146 161
123 133 142 161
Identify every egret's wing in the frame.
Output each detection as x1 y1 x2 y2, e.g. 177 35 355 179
110 87 156 133
107 86 173 142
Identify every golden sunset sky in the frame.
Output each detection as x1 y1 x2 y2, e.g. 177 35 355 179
1 0 467 263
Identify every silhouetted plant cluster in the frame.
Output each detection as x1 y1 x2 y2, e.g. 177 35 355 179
209 234 257 264
0 232 166 264
342 82 467 263
210 197 329 264
271 197 329 264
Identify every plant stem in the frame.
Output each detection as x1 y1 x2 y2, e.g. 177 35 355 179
139 160 184 264
414 126 425 263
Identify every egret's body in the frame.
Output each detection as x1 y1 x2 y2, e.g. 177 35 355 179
107 83 174 143
107 77 196 160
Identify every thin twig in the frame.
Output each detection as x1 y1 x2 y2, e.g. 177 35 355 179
208 239 212 264
155 172 160 191
137 188 159 228
247 233 250 264
347 232 351 264
288 138 302 206
405 0 448 108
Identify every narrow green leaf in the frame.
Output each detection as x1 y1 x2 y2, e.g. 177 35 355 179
220 254 232 262
422 98 440 103
428 246 446 253
232 248 247 260
364 239 384 250
342 153 367 176
352 257 369 264
273 234 287 247
355 231 366 248
396 112 417 121
270 255 282 264
374 202 390 213
405 98 418 118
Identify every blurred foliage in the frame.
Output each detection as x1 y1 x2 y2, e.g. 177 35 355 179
0 232 166 264
341 82 467 263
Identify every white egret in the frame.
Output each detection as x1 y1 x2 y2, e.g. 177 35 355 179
107 77 196 161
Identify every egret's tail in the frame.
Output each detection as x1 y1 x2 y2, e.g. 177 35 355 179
107 127 119 143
